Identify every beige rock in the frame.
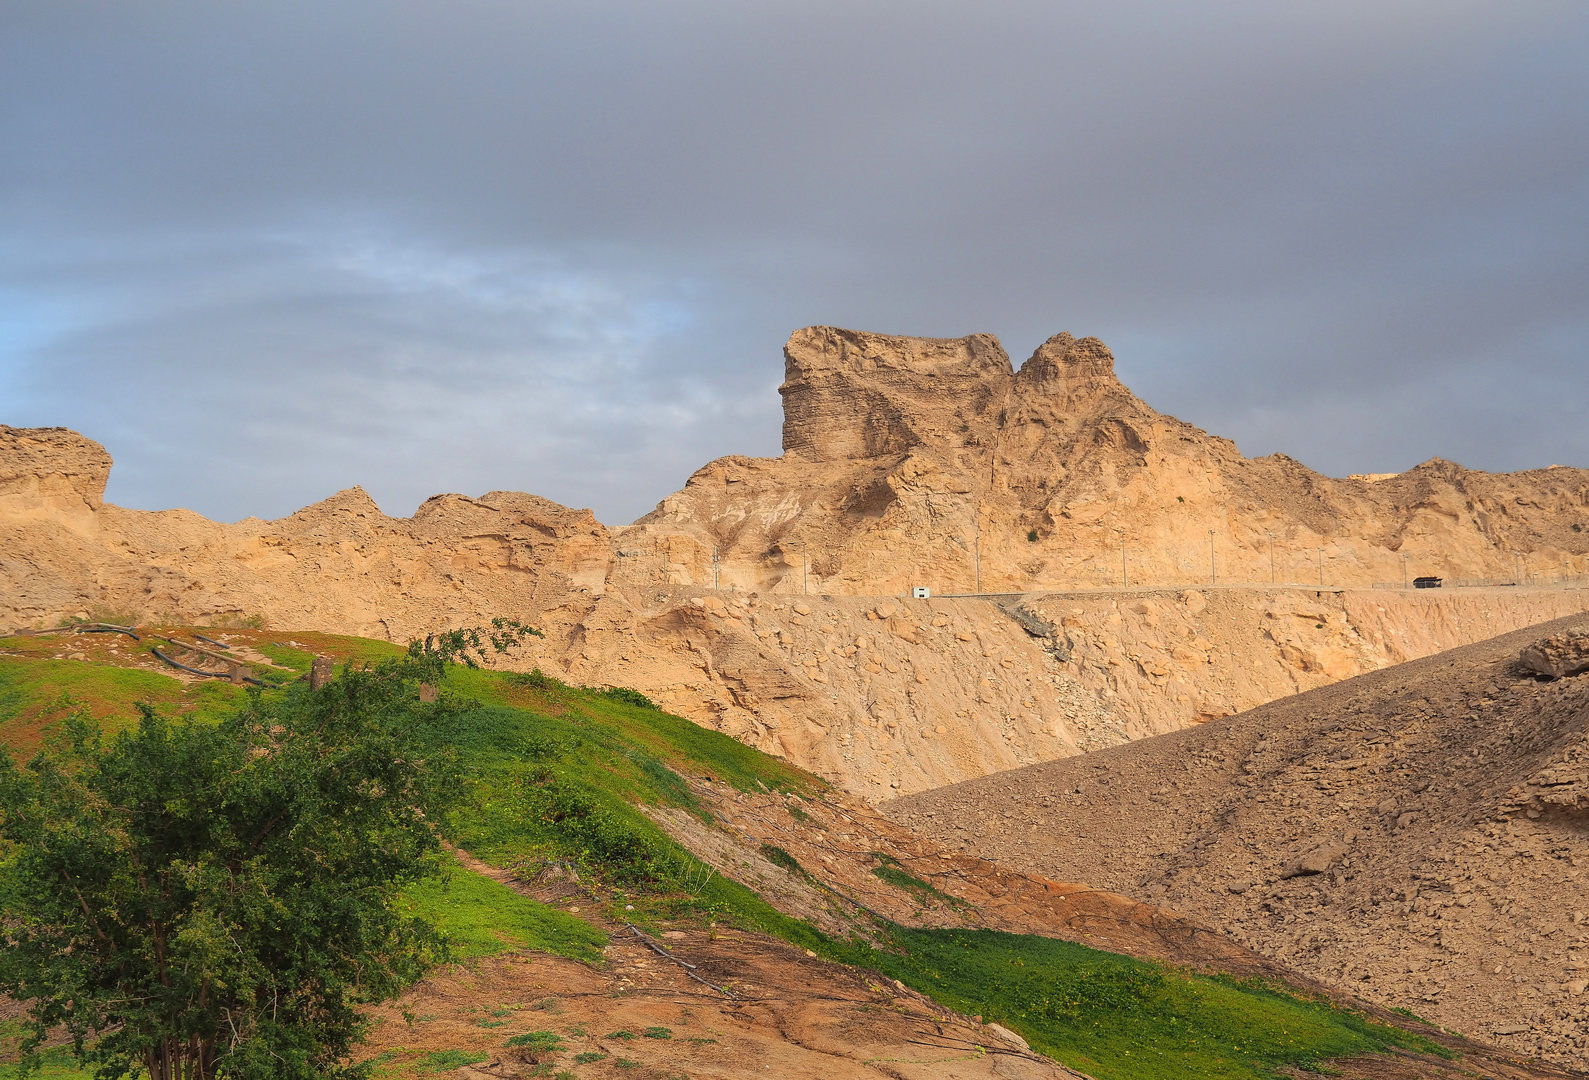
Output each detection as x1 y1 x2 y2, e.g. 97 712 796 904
628 327 1589 596
1283 841 1348 878
1518 629 1589 679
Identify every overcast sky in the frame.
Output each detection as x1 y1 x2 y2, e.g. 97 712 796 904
3 1 1586 525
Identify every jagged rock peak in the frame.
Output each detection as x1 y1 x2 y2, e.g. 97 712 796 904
1016 332 1118 383
0 425 113 511
781 325 1011 378
779 326 1017 463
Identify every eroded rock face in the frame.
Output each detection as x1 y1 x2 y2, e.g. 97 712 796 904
779 327 1013 462
634 326 1589 596
1518 628 1589 679
0 426 113 516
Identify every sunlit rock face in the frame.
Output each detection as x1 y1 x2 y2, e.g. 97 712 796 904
633 326 1589 596
5 328 1589 801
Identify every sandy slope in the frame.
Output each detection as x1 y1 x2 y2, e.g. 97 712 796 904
886 614 1589 1069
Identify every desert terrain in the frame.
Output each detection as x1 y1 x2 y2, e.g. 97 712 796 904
5 326 1589 799
6 324 1589 1075
887 614 1589 1069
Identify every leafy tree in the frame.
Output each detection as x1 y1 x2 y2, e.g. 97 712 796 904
411 617 541 669
0 648 468 1080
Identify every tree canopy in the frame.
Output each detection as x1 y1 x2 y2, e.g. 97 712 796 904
0 646 469 1080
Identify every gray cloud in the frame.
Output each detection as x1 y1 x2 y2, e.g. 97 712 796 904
3 0 1586 522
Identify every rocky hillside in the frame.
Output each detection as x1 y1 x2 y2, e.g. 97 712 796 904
5 416 1589 800
1 625 1570 1080
633 327 1589 594
886 613 1589 1070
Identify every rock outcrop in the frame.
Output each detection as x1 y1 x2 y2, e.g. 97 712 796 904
1519 628 1589 679
630 327 1589 595
0 426 112 519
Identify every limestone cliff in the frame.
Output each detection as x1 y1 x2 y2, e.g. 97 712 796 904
628 327 1589 594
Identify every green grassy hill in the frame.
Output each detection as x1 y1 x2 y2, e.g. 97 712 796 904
0 628 1451 1080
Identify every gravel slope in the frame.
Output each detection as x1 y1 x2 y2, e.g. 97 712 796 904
885 613 1589 1071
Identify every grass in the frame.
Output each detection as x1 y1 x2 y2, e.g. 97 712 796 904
416 1049 488 1073
0 1031 94 1080
399 862 605 963
0 653 246 750
822 927 1448 1080
400 663 839 940
870 853 969 911
250 631 405 674
0 630 1463 1080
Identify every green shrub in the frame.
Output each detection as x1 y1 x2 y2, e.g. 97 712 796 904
419 1049 489 1072
599 686 656 709
759 844 805 876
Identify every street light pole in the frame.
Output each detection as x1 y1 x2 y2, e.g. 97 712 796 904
1402 552 1409 590
1267 531 1275 584
1118 529 1127 588
712 545 720 590
1208 528 1216 585
1317 546 1325 587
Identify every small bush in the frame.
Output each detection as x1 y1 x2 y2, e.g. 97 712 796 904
759 844 814 882
573 1051 608 1064
642 1026 673 1039
599 686 657 709
508 668 558 691
505 1031 564 1051
420 1049 489 1072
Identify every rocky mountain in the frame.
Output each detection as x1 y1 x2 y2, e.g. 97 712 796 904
632 327 1589 594
5 325 1589 800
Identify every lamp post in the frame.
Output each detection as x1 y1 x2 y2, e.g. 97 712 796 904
712 545 720 591
1316 546 1325 587
1402 552 1409 590
1266 531 1275 585
1208 528 1216 585
1117 529 1127 588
